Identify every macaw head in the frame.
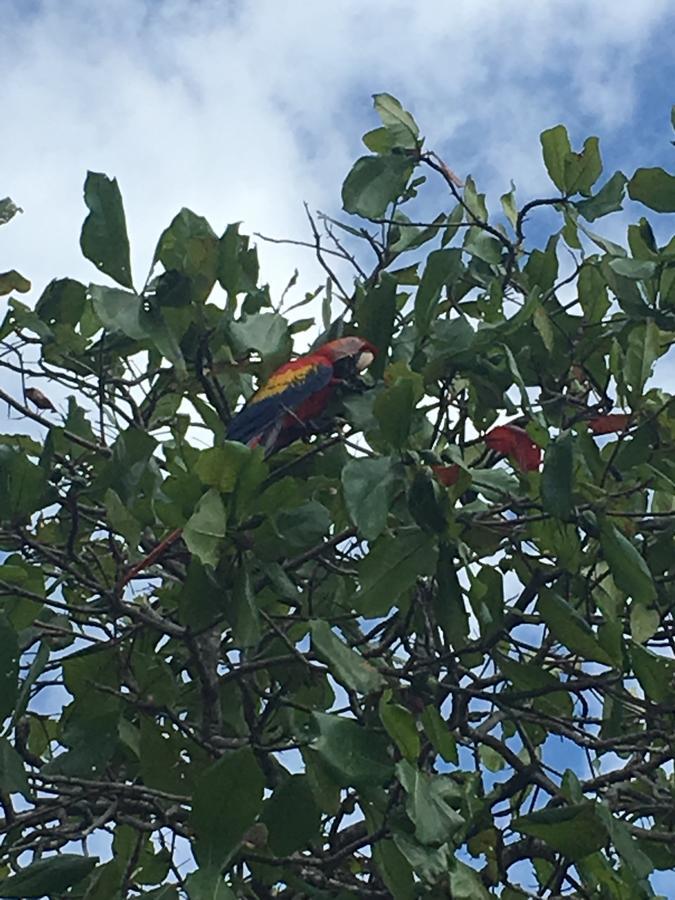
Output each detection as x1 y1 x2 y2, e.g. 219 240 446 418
317 337 378 374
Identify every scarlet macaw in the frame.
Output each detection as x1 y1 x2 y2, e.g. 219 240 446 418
226 336 377 454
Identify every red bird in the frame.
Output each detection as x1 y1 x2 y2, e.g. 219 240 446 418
227 336 377 454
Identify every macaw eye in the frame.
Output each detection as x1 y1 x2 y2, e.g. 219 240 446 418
356 350 375 372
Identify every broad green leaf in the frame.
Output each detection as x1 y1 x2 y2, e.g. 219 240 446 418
463 228 503 265
341 455 397 540
415 249 462 335
373 839 416 900
524 234 559 292
599 522 656 603
468 567 504 638
420 705 458 764
154 207 219 303
229 312 290 358
104 488 141 547
628 167 675 213
310 712 393 788
541 430 574 520
183 489 227 568
90 285 148 340
379 696 420 761
342 155 413 219
373 365 424 447
0 269 31 296
408 470 448 533
609 257 658 280
355 529 438 616
448 859 491 899
195 442 268 513
0 197 21 225
0 855 98 898
396 760 464 846
0 447 50 523
434 546 470 647
514 803 608 860
228 564 260 648
373 93 420 149
190 748 264 868
35 278 86 326
538 590 614 665
184 869 235 900
310 620 385 694
261 774 321 855
540 124 572 193
80 171 132 288
625 319 660 403
275 500 330 549
564 136 602 197
630 601 660 644
576 171 627 221
498 654 574 718
630 640 675 703
356 272 397 377
595 806 654 881
0 736 30 798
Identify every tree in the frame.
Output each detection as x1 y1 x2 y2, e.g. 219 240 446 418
0 94 674 899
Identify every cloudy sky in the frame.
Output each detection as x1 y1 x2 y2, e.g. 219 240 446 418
3 0 674 305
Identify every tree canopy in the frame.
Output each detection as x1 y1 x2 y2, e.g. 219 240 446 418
1 95 675 899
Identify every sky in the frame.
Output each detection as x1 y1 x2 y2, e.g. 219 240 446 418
2 0 674 306
2 0 675 894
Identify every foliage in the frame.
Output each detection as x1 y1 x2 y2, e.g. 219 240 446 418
0 95 675 898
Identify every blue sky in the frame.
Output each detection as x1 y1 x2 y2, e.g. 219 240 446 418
3 0 675 894
3 0 674 305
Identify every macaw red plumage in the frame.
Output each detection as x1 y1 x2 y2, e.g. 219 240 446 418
226 336 377 454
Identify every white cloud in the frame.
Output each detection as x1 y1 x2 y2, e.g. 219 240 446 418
1 0 672 302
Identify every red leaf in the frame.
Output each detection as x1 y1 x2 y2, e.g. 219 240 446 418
485 424 541 472
432 464 460 486
588 414 630 435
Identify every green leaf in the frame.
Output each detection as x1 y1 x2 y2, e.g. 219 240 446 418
195 443 268 513
341 455 397 541
396 760 464 846
0 446 50 523
0 269 31 296
104 488 141 548
415 249 462 335
514 803 608 860
625 319 660 403
0 855 98 898
275 500 331 549
229 312 290 358
355 529 438 616
310 620 385 694
0 197 22 226
408 470 448 533
0 736 30 798
498 654 574 718
576 171 627 221
154 208 219 303
185 868 236 900
183 489 227 568
356 272 397 377
373 365 424 448
541 430 574 520
448 859 491 899
630 601 660 643
599 521 657 603
630 640 675 703
80 171 132 288
310 712 393 788
628 167 675 213
35 278 86 326
261 774 321 855
379 696 420 761
538 590 614 666
420 705 458 764
500 182 518 229
564 136 602 197
190 748 264 868
342 155 413 219
540 125 572 193
90 285 148 340
373 93 420 149
609 257 658 280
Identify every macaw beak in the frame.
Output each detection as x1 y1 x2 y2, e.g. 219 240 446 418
356 349 375 372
